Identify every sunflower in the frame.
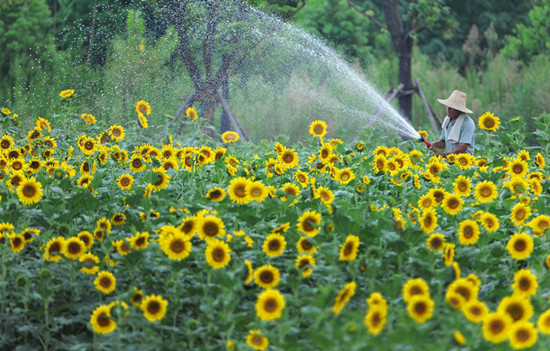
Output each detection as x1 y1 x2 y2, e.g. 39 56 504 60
138 113 148 128
508 158 529 179
339 234 360 261
498 295 534 323
246 330 269 351
511 202 531 226
16 176 43 205
535 153 545 169
441 193 464 215
206 187 226 202
141 294 168 322
478 111 500 132
79 253 100 275
309 120 327 138
294 253 316 278
506 232 533 260
296 237 316 254
406 295 434 323
127 231 149 250
254 265 281 289
479 212 499 232
319 144 333 162
417 193 436 210
64 237 86 260
278 147 299 169
116 173 134 191
221 131 239 143
262 232 286 257
90 304 116 334
458 219 480 246
109 125 125 142
443 243 455 266
21 227 40 243
509 321 538 349
244 260 254 284
428 187 447 204
136 100 151 116
94 228 106 242
419 208 438 234
336 168 355 185
474 180 498 203
279 183 299 203
9 234 25 253
332 282 357 315
205 239 231 269
79 136 97 156
197 215 226 241
151 167 170 191
426 233 446 252
528 214 550 234
455 153 474 169
81 113 96 125
111 213 126 226
178 216 198 238
511 269 537 297
160 232 192 261
448 278 478 307
482 311 512 343
227 176 251 204
315 186 334 205
94 271 116 294
364 306 387 336
453 175 471 196
248 181 269 202
505 177 529 194
185 106 198 121
402 278 430 303
538 309 550 335
372 155 387 173
462 299 488 323
130 288 144 306
297 210 322 237
44 237 64 262
445 291 465 310
0 134 14 150
256 288 286 321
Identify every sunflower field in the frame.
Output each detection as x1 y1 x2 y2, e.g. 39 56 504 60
2 95 550 351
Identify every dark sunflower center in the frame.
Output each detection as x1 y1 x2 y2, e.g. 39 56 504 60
98 313 111 327
463 227 473 238
135 237 145 246
251 335 263 345
514 239 526 251
68 242 81 254
283 153 293 163
154 174 164 186
343 242 354 256
519 278 530 290
268 239 280 251
301 239 313 250
483 118 495 128
23 185 37 197
517 330 529 341
100 277 112 288
147 301 160 314
121 178 130 186
415 302 426 314
204 223 218 237
212 247 225 262
264 298 278 312
507 304 523 321
235 185 246 197
49 242 61 254
303 219 314 232
250 188 261 197
132 159 142 168
260 271 274 283
170 239 185 253
85 141 94 150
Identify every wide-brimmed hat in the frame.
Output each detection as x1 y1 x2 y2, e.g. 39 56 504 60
437 90 473 114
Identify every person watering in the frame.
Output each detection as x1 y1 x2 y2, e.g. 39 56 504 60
426 90 475 156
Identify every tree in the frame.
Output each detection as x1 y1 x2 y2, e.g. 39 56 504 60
156 0 306 139
0 0 57 102
347 0 448 121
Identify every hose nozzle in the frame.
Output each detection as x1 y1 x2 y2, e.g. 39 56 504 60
419 135 431 148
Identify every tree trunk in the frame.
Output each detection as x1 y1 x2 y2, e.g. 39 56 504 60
397 40 413 121
382 0 414 121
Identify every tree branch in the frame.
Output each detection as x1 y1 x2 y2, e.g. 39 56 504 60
287 0 306 19
347 0 387 30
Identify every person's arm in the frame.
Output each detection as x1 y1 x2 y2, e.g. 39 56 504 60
428 139 446 150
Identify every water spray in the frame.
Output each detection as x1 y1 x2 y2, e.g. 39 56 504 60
418 134 431 148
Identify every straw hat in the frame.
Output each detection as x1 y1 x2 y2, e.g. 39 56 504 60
437 90 473 114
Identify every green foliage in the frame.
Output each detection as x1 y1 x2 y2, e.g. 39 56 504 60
500 1 550 61
0 0 57 101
